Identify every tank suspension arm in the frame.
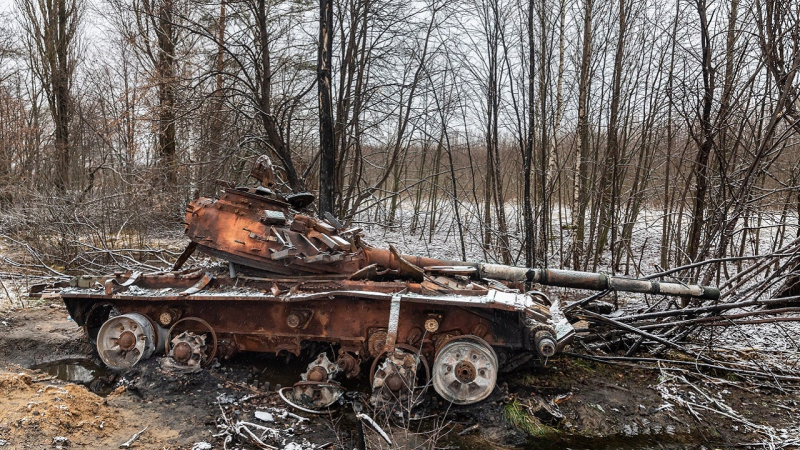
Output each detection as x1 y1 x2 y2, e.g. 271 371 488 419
479 265 720 300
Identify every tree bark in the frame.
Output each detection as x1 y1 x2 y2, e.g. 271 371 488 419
686 0 715 264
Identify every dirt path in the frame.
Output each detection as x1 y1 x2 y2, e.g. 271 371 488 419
0 304 796 449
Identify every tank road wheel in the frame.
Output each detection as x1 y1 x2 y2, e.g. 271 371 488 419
165 317 218 368
96 313 157 370
432 335 498 405
369 344 431 409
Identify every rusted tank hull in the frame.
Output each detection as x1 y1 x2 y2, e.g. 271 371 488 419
59 269 554 368
62 292 525 361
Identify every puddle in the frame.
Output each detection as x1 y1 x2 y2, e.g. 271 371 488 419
32 358 115 396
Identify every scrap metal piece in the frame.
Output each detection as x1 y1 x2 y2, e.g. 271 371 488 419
261 210 287 225
172 242 198 271
180 273 212 296
104 271 142 295
323 212 344 230
385 295 401 353
250 154 275 187
285 192 315 209
289 381 344 410
278 385 341 414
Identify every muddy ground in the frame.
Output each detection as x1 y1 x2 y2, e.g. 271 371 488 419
0 303 797 449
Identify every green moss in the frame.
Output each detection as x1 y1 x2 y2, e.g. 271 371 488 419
725 372 741 382
503 400 559 437
570 357 598 373
513 373 539 386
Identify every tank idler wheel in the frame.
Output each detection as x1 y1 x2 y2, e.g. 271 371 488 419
165 317 218 368
96 313 157 370
432 335 498 405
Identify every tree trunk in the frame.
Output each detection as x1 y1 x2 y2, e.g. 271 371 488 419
572 0 593 269
686 0 715 265
156 0 177 189
318 0 335 216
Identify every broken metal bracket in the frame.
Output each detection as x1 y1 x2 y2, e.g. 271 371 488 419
180 272 213 296
385 294 401 353
172 242 198 271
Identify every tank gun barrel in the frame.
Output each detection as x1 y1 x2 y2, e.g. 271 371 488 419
479 264 720 300
363 248 719 300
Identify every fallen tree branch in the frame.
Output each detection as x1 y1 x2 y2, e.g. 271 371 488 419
119 426 147 448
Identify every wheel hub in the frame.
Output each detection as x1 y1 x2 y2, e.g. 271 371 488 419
118 331 136 351
168 331 208 368
286 353 344 411
165 317 218 370
370 349 421 407
307 366 328 382
172 342 193 363
454 361 477 383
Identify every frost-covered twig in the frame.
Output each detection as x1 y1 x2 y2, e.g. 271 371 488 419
656 367 800 449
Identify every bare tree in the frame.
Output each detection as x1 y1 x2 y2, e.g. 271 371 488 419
17 0 83 192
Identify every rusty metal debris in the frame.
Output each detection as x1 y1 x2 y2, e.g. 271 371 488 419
56 155 720 408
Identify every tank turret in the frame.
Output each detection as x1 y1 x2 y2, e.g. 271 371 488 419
181 156 719 300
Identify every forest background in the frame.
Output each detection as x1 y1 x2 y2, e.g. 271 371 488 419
0 0 799 285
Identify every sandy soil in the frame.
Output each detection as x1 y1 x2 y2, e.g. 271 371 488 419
0 304 797 449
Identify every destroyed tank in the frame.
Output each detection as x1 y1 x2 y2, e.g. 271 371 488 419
58 155 720 410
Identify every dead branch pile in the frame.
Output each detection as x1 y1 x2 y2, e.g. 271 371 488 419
566 238 800 389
